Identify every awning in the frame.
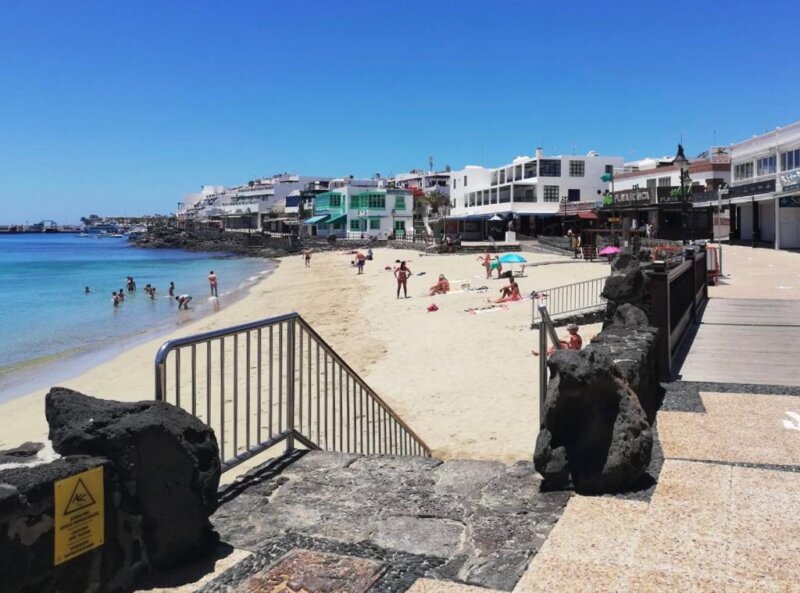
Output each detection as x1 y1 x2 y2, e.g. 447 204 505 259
303 214 330 225
578 211 598 220
327 213 347 224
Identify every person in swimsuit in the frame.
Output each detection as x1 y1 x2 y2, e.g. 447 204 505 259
84 286 92 294
175 294 192 309
112 292 121 307
168 282 175 297
355 252 366 274
208 271 218 297
429 274 450 296
489 279 521 303
532 324 583 356
303 249 312 268
394 261 411 298
489 257 503 279
478 252 492 279
117 289 125 302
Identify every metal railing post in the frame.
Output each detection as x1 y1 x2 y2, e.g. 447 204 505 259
286 318 296 453
538 310 547 427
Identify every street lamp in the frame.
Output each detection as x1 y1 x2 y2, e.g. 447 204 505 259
560 195 568 236
673 144 691 245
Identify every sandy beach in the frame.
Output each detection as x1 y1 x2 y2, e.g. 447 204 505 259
0 248 607 463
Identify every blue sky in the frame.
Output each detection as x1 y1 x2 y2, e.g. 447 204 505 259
2 0 799 223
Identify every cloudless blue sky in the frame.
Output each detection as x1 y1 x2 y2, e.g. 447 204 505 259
2 0 799 223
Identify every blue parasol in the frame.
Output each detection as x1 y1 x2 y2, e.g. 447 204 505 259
498 253 527 264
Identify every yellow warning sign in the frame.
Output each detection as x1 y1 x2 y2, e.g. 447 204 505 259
54 465 104 565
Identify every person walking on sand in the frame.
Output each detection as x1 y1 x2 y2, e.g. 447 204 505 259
355 252 366 275
303 249 312 268
489 256 503 279
394 261 412 299
208 271 218 297
175 294 192 309
478 252 492 279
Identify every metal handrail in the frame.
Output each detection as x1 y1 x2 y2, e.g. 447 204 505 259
531 276 608 325
155 312 431 472
537 305 560 425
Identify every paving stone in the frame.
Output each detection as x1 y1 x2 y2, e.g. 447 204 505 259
372 516 466 558
431 460 506 497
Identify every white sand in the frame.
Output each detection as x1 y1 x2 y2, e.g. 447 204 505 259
0 248 608 463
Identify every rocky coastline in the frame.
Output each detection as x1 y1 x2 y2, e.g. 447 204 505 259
134 226 436 258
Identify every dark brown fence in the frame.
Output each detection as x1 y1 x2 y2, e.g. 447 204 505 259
647 247 708 380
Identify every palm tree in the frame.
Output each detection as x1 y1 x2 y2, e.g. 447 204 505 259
420 190 450 237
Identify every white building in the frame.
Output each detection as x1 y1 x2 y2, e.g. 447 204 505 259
306 181 414 239
729 121 800 249
449 149 623 238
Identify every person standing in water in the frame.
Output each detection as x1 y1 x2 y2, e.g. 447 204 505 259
176 294 192 309
112 292 121 307
84 286 92 294
394 261 412 299
168 282 175 297
208 271 218 297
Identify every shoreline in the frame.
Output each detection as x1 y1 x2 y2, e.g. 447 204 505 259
0 255 278 407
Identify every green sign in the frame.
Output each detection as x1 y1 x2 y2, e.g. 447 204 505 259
600 173 613 183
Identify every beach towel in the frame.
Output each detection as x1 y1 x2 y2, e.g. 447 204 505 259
465 304 509 315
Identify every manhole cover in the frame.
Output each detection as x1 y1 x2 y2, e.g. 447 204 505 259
233 549 385 593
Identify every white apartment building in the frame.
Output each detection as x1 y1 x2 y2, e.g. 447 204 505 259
449 149 623 237
729 121 800 249
176 174 329 230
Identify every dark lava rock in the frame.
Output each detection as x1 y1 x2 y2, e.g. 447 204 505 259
0 441 44 464
46 387 221 568
1 455 148 593
534 348 652 494
602 251 653 323
591 304 664 421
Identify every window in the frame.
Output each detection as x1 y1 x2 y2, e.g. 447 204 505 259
394 220 405 232
543 185 560 202
569 161 585 177
499 186 511 203
540 159 561 177
567 189 580 202
329 194 341 208
756 156 776 176
658 177 671 187
394 196 406 210
369 218 380 230
361 194 386 210
463 176 467 186
734 162 754 180
524 161 536 178
453 178 457 189
605 164 614 174
781 148 800 171
499 169 506 184
350 219 360 231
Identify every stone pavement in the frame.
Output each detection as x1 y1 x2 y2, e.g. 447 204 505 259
197 452 569 591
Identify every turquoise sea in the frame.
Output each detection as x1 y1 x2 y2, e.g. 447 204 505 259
0 234 271 399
